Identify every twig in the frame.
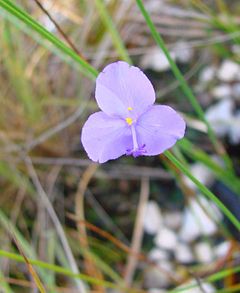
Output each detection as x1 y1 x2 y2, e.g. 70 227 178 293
33 0 86 60
188 271 207 293
124 177 150 287
92 0 134 68
24 156 88 293
24 156 172 180
0 276 89 293
76 30 240 60
157 54 205 99
68 214 179 284
25 102 88 151
74 164 104 292
85 189 129 244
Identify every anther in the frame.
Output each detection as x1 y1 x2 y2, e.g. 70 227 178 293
125 117 133 125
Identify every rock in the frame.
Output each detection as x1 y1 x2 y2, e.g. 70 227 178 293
175 243 194 264
141 47 176 72
205 99 240 143
177 280 215 292
199 66 216 83
144 201 163 235
211 84 232 99
172 41 193 63
182 163 215 191
148 289 167 293
179 207 201 242
163 211 182 230
144 265 171 289
232 83 240 100
194 242 214 263
206 99 234 137
215 241 231 258
179 196 221 242
232 44 240 55
218 60 240 82
157 260 173 272
229 111 240 144
154 228 177 250
149 248 169 262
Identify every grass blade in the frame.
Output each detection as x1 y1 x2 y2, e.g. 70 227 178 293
0 0 98 79
94 0 131 63
180 139 240 195
0 250 131 291
165 150 240 231
11 231 46 293
136 0 233 170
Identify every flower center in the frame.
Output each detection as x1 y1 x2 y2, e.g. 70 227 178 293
126 125 147 157
127 107 133 111
125 117 133 125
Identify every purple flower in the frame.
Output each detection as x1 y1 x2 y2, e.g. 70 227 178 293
81 61 186 163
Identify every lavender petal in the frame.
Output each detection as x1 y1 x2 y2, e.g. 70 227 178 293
136 105 186 156
81 111 132 163
96 61 155 118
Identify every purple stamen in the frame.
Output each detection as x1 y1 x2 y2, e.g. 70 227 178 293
126 144 146 157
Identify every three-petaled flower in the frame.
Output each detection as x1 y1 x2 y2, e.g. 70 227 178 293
81 61 186 163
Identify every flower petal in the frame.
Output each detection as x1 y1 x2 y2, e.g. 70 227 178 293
96 61 155 118
136 105 186 155
81 111 132 163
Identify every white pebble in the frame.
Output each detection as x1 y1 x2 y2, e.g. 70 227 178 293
199 66 216 83
232 44 240 55
154 228 177 250
144 265 171 289
148 248 169 262
179 208 201 242
182 163 215 191
218 60 240 82
194 242 213 264
163 211 182 230
141 47 176 72
179 197 220 242
206 99 234 137
143 201 163 235
229 111 240 144
148 289 167 293
175 243 194 264
211 84 232 99
232 83 240 100
172 41 193 63
177 280 215 293
215 241 231 258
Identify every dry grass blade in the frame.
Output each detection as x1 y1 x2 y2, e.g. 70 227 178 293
124 177 150 287
24 156 88 292
9 229 46 293
68 215 179 284
74 164 104 292
0 277 89 293
25 103 88 152
33 0 86 60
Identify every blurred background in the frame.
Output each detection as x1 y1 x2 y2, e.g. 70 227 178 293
0 0 240 292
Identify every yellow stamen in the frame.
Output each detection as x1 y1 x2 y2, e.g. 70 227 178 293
127 107 133 111
126 117 133 125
